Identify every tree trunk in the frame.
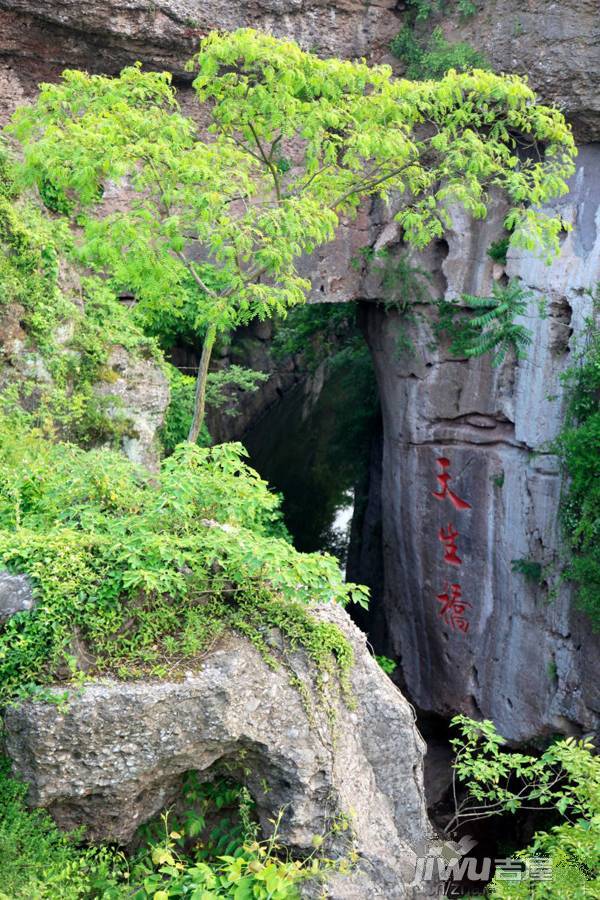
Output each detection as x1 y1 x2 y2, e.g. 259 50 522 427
187 321 217 443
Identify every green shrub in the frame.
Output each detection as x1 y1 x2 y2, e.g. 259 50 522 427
450 717 600 898
375 655 397 675
128 772 346 898
511 558 544 583
392 25 489 80
0 757 123 899
435 279 533 366
391 0 486 81
0 417 366 705
553 286 600 625
0 155 161 447
0 762 345 899
487 236 511 265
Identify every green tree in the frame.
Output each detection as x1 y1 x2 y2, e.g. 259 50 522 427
449 716 600 898
8 28 575 440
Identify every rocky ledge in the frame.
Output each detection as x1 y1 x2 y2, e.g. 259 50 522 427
2 604 432 898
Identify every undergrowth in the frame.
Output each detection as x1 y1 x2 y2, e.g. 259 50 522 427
0 415 364 706
0 147 160 448
391 0 488 80
0 761 346 898
553 285 600 625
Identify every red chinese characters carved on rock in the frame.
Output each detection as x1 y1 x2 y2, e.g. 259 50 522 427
432 456 472 635
432 457 472 510
438 523 462 566
436 582 471 633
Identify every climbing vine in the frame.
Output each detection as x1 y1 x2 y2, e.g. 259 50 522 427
553 284 600 625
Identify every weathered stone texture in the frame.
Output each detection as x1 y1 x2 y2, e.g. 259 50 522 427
95 346 169 470
2 0 600 139
361 144 600 743
3 604 431 898
0 572 35 625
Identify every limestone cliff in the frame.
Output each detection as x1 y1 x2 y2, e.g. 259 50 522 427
360 146 600 743
1 0 598 746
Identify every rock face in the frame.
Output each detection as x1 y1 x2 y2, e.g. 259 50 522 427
0 0 399 127
3 605 431 899
2 0 599 136
95 345 169 470
0 0 598 771
360 145 600 743
453 0 600 140
0 572 34 626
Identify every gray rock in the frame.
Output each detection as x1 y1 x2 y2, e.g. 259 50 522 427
3 604 432 898
0 572 35 625
95 346 169 471
360 144 600 744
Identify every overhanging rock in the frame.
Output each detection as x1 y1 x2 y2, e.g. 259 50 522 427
3 604 432 898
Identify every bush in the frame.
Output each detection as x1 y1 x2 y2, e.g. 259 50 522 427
0 762 344 898
553 286 600 625
0 416 366 705
392 25 489 80
450 717 600 898
0 757 123 899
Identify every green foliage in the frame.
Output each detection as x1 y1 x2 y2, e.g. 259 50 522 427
375 654 397 675
0 762 348 899
272 302 359 371
160 366 212 454
404 0 477 21
160 365 268 455
487 235 511 265
511 558 544 583
449 715 600 832
206 366 270 416
0 756 124 899
9 28 575 326
128 773 346 898
0 169 72 353
553 285 600 625
392 0 484 80
449 717 600 898
435 279 534 365
8 29 575 436
0 416 365 705
392 25 489 80
0 154 160 446
355 246 434 314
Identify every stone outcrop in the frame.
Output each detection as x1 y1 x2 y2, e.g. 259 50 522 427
3 604 432 899
0 572 34 626
0 0 598 804
95 345 169 470
451 0 600 140
359 144 600 744
0 0 399 127
2 0 599 137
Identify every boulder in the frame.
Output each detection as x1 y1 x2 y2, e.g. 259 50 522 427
0 572 35 625
3 604 433 898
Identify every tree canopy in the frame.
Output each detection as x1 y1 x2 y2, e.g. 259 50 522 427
8 27 576 438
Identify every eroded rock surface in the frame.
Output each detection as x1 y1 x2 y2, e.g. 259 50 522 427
360 145 600 743
0 572 34 625
3 604 432 898
2 0 599 137
95 345 169 470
